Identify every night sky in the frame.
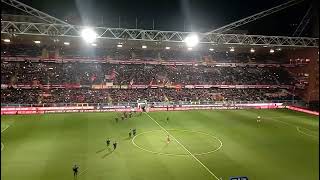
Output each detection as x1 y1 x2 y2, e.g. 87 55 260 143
5 0 316 36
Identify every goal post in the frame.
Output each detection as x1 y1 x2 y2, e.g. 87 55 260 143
137 100 148 112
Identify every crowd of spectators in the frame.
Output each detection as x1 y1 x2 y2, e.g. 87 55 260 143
2 43 287 63
1 61 295 85
1 88 293 104
1 44 297 105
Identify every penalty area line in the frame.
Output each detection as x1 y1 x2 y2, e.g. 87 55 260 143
296 127 319 139
267 117 319 140
1 125 11 152
1 125 11 133
145 113 220 180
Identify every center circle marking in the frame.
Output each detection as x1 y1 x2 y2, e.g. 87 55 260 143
132 129 223 156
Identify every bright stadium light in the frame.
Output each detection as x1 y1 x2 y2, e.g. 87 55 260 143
117 44 123 48
3 39 10 43
209 48 214 51
34 41 41 44
81 28 97 43
184 33 199 48
230 47 235 52
165 46 171 50
64 42 70 46
270 49 275 53
91 43 97 47
250 48 255 53
142 45 147 49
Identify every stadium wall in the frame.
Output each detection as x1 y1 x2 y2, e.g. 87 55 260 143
286 106 319 115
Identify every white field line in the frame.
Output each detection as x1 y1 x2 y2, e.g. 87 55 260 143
296 127 319 139
1 125 11 152
266 118 294 127
1 125 10 133
267 117 319 140
145 113 220 180
132 129 223 157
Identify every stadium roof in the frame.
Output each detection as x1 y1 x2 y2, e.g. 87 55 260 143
1 0 318 48
2 0 317 35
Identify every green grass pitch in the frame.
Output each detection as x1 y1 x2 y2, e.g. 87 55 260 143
1 109 319 180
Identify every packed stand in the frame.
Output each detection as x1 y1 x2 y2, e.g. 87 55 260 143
1 61 295 85
2 44 288 64
1 88 293 105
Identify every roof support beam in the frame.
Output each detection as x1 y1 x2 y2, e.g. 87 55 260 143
207 0 304 34
292 5 312 36
1 21 318 47
1 0 70 25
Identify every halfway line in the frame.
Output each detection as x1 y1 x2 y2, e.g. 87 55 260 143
145 113 220 180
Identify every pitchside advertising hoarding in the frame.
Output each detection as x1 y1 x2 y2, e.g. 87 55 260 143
1 103 318 115
1 103 283 115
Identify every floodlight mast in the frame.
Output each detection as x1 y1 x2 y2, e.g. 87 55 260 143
81 28 97 43
207 0 305 34
184 34 200 47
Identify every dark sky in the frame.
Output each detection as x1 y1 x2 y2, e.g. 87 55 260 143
7 0 315 36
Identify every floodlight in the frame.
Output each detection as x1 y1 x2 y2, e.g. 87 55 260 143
184 34 199 48
91 43 97 46
230 47 235 52
142 45 147 49
64 42 70 46
270 49 275 53
187 47 193 51
165 47 171 50
209 48 214 51
81 28 97 43
34 41 41 44
3 39 10 43
117 44 123 48
250 48 255 53
276 48 282 51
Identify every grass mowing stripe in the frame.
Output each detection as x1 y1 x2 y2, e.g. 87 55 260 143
145 113 220 180
78 168 89 177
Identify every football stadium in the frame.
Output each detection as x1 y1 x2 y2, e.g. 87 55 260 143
1 0 319 180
